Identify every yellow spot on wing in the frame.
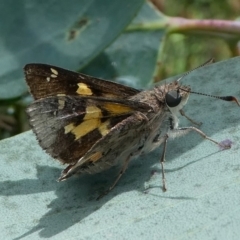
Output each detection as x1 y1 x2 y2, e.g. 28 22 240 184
84 106 102 119
64 106 103 139
98 120 110 136
103 103 133 115
89 152 103 162
64 123 75 134
57 94 66 110
76 83 93 95
58 99 65 110
71 119 100 139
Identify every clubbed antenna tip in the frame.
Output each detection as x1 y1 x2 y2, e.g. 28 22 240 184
222 96 240 106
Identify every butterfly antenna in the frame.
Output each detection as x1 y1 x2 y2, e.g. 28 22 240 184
177 58 214 82
180 88 240 106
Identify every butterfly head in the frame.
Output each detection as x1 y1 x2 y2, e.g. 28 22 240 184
163 81 191 114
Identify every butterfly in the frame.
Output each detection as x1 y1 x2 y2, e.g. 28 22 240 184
25 60 239 198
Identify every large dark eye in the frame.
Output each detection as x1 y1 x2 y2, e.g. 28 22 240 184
165 90 182 107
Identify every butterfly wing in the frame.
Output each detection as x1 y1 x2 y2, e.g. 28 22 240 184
24 64 140 100
59 112 150 180
25 63 152 176
26 95 151 164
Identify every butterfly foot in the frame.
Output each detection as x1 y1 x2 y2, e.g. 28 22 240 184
218 139 233 150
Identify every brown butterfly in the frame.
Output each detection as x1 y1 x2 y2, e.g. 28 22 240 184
25 60 239 198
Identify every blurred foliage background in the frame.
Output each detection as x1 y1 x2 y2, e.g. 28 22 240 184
0 0 240 140
152 0 240 77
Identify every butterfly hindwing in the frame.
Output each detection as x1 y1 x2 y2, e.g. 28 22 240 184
24 64 140 100
59 111 150 180
26 95 151 164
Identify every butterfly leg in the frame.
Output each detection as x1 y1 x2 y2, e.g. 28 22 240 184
97 154 132 200
180 109 202 126
160 134 169 192
172 126 231 149
160 126 231 193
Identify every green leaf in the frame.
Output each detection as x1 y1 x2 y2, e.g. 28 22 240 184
82 2 166 88
0 0 144 99
1 57 240 239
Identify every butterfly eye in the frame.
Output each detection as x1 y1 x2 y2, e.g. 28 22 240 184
165 90 182 107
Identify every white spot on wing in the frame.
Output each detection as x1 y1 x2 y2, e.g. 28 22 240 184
50 68 58 75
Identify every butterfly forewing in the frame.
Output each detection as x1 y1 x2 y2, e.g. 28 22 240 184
26 94 151 163
24 64 140 100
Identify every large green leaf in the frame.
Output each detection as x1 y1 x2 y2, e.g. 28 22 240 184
0 0 144 99
0 57 240 239
82 2 166 88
